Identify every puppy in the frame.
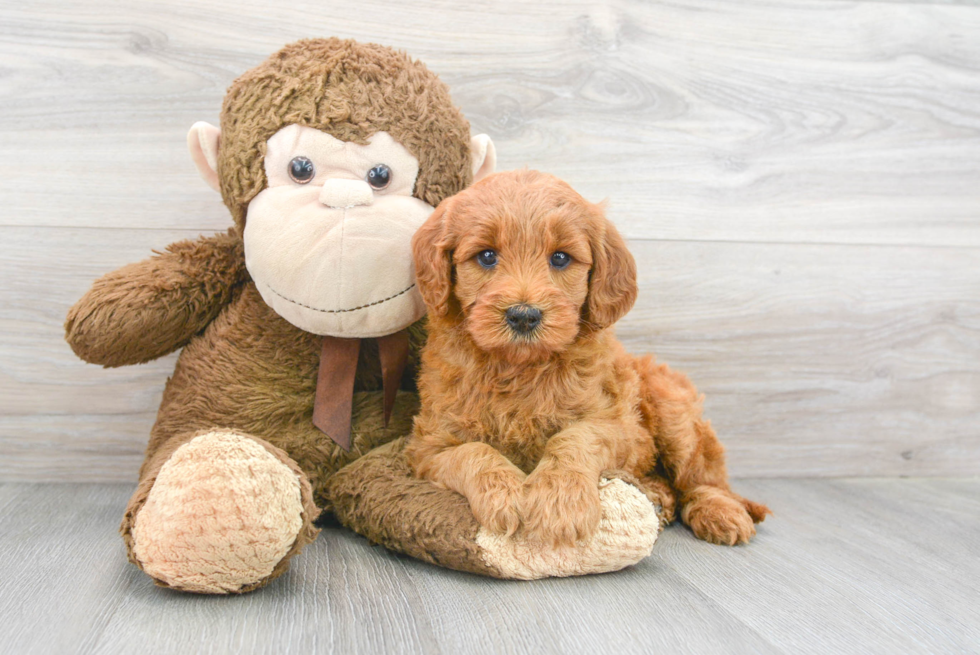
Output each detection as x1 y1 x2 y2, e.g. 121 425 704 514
406 169 770 547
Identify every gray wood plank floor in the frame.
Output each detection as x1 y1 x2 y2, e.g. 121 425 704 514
1 478 977 655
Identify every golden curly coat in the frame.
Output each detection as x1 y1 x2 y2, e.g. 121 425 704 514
406 169 770 547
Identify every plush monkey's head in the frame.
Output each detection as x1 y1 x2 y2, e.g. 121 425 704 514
188 38 495 338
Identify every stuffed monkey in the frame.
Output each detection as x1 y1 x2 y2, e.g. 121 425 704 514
65 39 659 593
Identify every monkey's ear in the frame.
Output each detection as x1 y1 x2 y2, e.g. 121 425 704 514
585 205 638 330
470 134 496 183
412 199 456 319
187 121 222 192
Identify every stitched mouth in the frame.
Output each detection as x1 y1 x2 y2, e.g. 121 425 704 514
264 283 416 314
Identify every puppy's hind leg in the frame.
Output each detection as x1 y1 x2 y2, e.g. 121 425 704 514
633 356 771 546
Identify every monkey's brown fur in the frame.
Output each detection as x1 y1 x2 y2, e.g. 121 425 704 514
406 170 770 547
65 39 474 592
218 39 474 228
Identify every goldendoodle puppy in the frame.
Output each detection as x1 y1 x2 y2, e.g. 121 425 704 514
406 169 770 547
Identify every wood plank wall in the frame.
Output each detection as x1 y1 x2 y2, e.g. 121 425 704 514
1 0 978 481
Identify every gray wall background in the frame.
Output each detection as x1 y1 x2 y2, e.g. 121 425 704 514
1 0 978 481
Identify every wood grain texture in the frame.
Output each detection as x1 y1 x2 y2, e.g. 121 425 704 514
3 227 977 480
1 478 977 654
624 240 980 477
1 0 978 244
1 0 978 480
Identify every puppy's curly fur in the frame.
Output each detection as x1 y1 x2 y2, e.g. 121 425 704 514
406 170 770 547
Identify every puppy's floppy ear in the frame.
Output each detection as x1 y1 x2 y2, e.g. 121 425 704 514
585 205 638 329
412 198 456 318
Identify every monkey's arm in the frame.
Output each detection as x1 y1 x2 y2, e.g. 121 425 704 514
65 230 248 367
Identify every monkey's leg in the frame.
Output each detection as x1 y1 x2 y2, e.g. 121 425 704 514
634 356 771 546
121 429 319 594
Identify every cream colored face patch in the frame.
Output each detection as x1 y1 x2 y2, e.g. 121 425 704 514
244 125 432 338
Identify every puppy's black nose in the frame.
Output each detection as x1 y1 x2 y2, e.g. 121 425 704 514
505 305 542 335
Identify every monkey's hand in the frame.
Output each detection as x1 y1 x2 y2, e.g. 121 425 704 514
65 230 248 367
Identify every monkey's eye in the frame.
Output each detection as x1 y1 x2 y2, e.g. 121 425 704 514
366 164 391 190
476 249 498 269
288 157 315 184
550 252 571 269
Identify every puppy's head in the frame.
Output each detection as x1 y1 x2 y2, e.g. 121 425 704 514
412 169 637 364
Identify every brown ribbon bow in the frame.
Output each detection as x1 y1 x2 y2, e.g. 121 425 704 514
311 329 410 451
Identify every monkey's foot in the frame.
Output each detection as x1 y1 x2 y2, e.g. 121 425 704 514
129 430 314 594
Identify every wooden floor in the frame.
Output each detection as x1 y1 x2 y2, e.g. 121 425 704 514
1 478 976 655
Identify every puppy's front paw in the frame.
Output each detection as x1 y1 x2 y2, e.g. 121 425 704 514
475 477 660 580
682 487 757 546
469 474 523 536
520 469 602 547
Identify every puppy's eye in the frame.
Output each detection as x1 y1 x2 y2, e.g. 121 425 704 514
288 157 315 184
366 164 391 190
550 252 571 269
476 249 498 269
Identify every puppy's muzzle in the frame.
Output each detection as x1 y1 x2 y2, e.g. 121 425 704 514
505 304 542 336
